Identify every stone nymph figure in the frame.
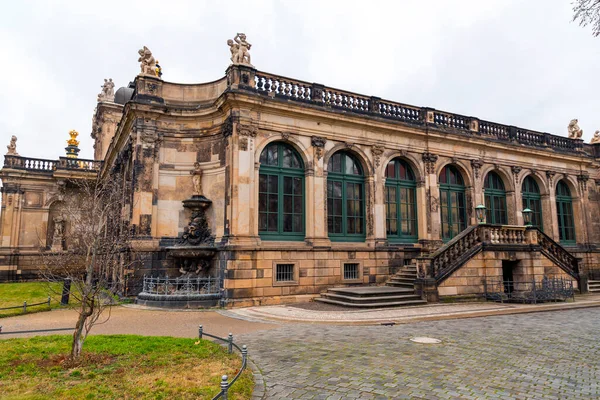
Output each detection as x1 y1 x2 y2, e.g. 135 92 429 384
6 135 18 155
568 119 583 139
227 33 253 66
138 46 157 77
190 162 203 196
591 130 600 144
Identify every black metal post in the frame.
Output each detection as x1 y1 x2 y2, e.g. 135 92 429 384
61 278 71 305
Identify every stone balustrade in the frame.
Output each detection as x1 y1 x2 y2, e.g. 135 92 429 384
3 155 101 173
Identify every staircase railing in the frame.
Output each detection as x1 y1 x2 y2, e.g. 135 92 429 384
417 225 579 285
536 230 579 279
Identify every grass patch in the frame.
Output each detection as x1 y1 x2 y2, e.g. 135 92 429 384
0 282 86 318
0 334 253 399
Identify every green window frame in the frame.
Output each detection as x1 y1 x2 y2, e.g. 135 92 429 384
484 171 508 225
327 151 366 242
556 180 576 245
522 176 543 230
259 142 305 241
385 158 418 243
439 165 467 241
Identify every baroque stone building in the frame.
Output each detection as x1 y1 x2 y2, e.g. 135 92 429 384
2 41 600 306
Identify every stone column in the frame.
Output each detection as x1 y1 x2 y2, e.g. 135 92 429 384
132 121 160 237
371 145 386 246
421 152 442 248
546 171 560 241
309 137 330 247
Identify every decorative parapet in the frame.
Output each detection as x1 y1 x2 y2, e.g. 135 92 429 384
3 155 101 173
250 69 585 155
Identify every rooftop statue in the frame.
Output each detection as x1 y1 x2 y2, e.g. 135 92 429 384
228 33 253 67
568 119 583 139
6 135 18 156
138 46 158 77
97 78 115 102
591 130 600 144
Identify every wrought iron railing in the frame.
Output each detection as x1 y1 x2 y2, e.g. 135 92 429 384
483 277 574 303
141 275 221 296
3 155 101 173
197 326 248 400
253 70 584 154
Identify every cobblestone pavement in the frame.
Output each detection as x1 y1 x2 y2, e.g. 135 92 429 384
237 308 600 399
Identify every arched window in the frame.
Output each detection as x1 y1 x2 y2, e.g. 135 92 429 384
385 158 417 242
556 180 576 245
327 151 365 241
484 171 507 225
259 142 304 240
522 176 542 230
439 165 467 240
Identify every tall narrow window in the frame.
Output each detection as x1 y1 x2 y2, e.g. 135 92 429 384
327 151 365 241
556 180 576 245
439 165 467 241
385 158 417 243
259 142 304 240
484 171 507 225
522 176 543 230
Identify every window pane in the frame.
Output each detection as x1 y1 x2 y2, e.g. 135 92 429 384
283 176 293 194
293 177 302 194
259 174 267 192
283 214 293 232
283 195 292 213
268 175 278 192
293 215 302 232
269 194 278 212
386 161 395 178
259 193 267 212
259 214 267 230
294 195 302 213
268 213 277 231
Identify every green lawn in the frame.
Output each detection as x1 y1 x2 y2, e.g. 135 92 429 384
0 282 66 318
0 334 253 399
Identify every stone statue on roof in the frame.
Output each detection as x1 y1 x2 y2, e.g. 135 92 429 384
591 130 600 144
228 33 253 67
138 46 158 77
6 135 18 156
97 78 115 102
568 119 583 139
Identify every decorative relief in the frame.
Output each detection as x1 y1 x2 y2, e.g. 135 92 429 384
281 132 291 140
591 130 600 144
344 142 354 149
311 136 326 160
221 117 233 137
578 174 589 191
237 123 257 137
511 166 522 183
546 170 556 182
371 145 385 168
6 135 18 156
422 152 438 175
239 137 249 151
471 159 483 179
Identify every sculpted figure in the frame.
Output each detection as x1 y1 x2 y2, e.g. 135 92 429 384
137 46 157 76
591 130 600 144
6 135 18 155
97 78 115 102
227 39 240 64
191 162 203 196
232 33 253 66
53 216 64 239
568 119 583 139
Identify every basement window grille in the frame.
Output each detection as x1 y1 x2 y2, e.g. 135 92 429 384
275 264 295 282
343 263 360 280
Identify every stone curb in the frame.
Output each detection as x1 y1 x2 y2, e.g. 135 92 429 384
247 357 267 400
226 300 600 326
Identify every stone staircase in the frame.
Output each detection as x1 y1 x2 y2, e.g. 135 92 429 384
314 264 426 308
589 280 600 293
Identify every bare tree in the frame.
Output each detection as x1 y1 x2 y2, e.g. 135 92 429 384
573 0 600 36
40 173 130 360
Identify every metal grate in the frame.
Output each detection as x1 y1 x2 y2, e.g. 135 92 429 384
343 263 359 280
275 264 295 282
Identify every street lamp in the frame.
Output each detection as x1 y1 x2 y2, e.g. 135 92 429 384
475 204 486 224
522 208 532 226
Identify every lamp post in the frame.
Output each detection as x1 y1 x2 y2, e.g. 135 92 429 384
522 208 532 226
475 204 486 224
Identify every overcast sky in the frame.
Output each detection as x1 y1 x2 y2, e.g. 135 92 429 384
1 0 598 160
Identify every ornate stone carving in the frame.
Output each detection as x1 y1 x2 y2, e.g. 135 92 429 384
239 137 248 151
228 33 253 67
180 213 212 246
281 132 290 140
546 170 556 181
51 215 64 251
578 174 589 191
6 135 18 156
471 159 483 179
237 123 257 137
568 119 583 139
191 162 203 196
221 117 233 137
97 78 115 102
422 152 438 174
371 145 385 168
511 166 522 182
138 46 158 77
344 142 354 149
311 136 326 160
591 130 600 144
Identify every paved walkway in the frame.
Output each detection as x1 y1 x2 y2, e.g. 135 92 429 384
237 308 600 399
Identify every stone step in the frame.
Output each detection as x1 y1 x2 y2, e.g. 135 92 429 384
393 273 417 279
389 277 415 283
327 286 414 297
321 292 422 304
314 297 427 308
386 282 415 289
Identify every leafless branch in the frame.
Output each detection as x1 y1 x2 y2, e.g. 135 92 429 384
573 0 600 36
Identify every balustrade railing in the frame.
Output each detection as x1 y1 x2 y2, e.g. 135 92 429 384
418 225 578 284
3 155 101 173
252 69 585 154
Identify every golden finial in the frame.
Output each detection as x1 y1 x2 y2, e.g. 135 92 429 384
67 129 80 147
